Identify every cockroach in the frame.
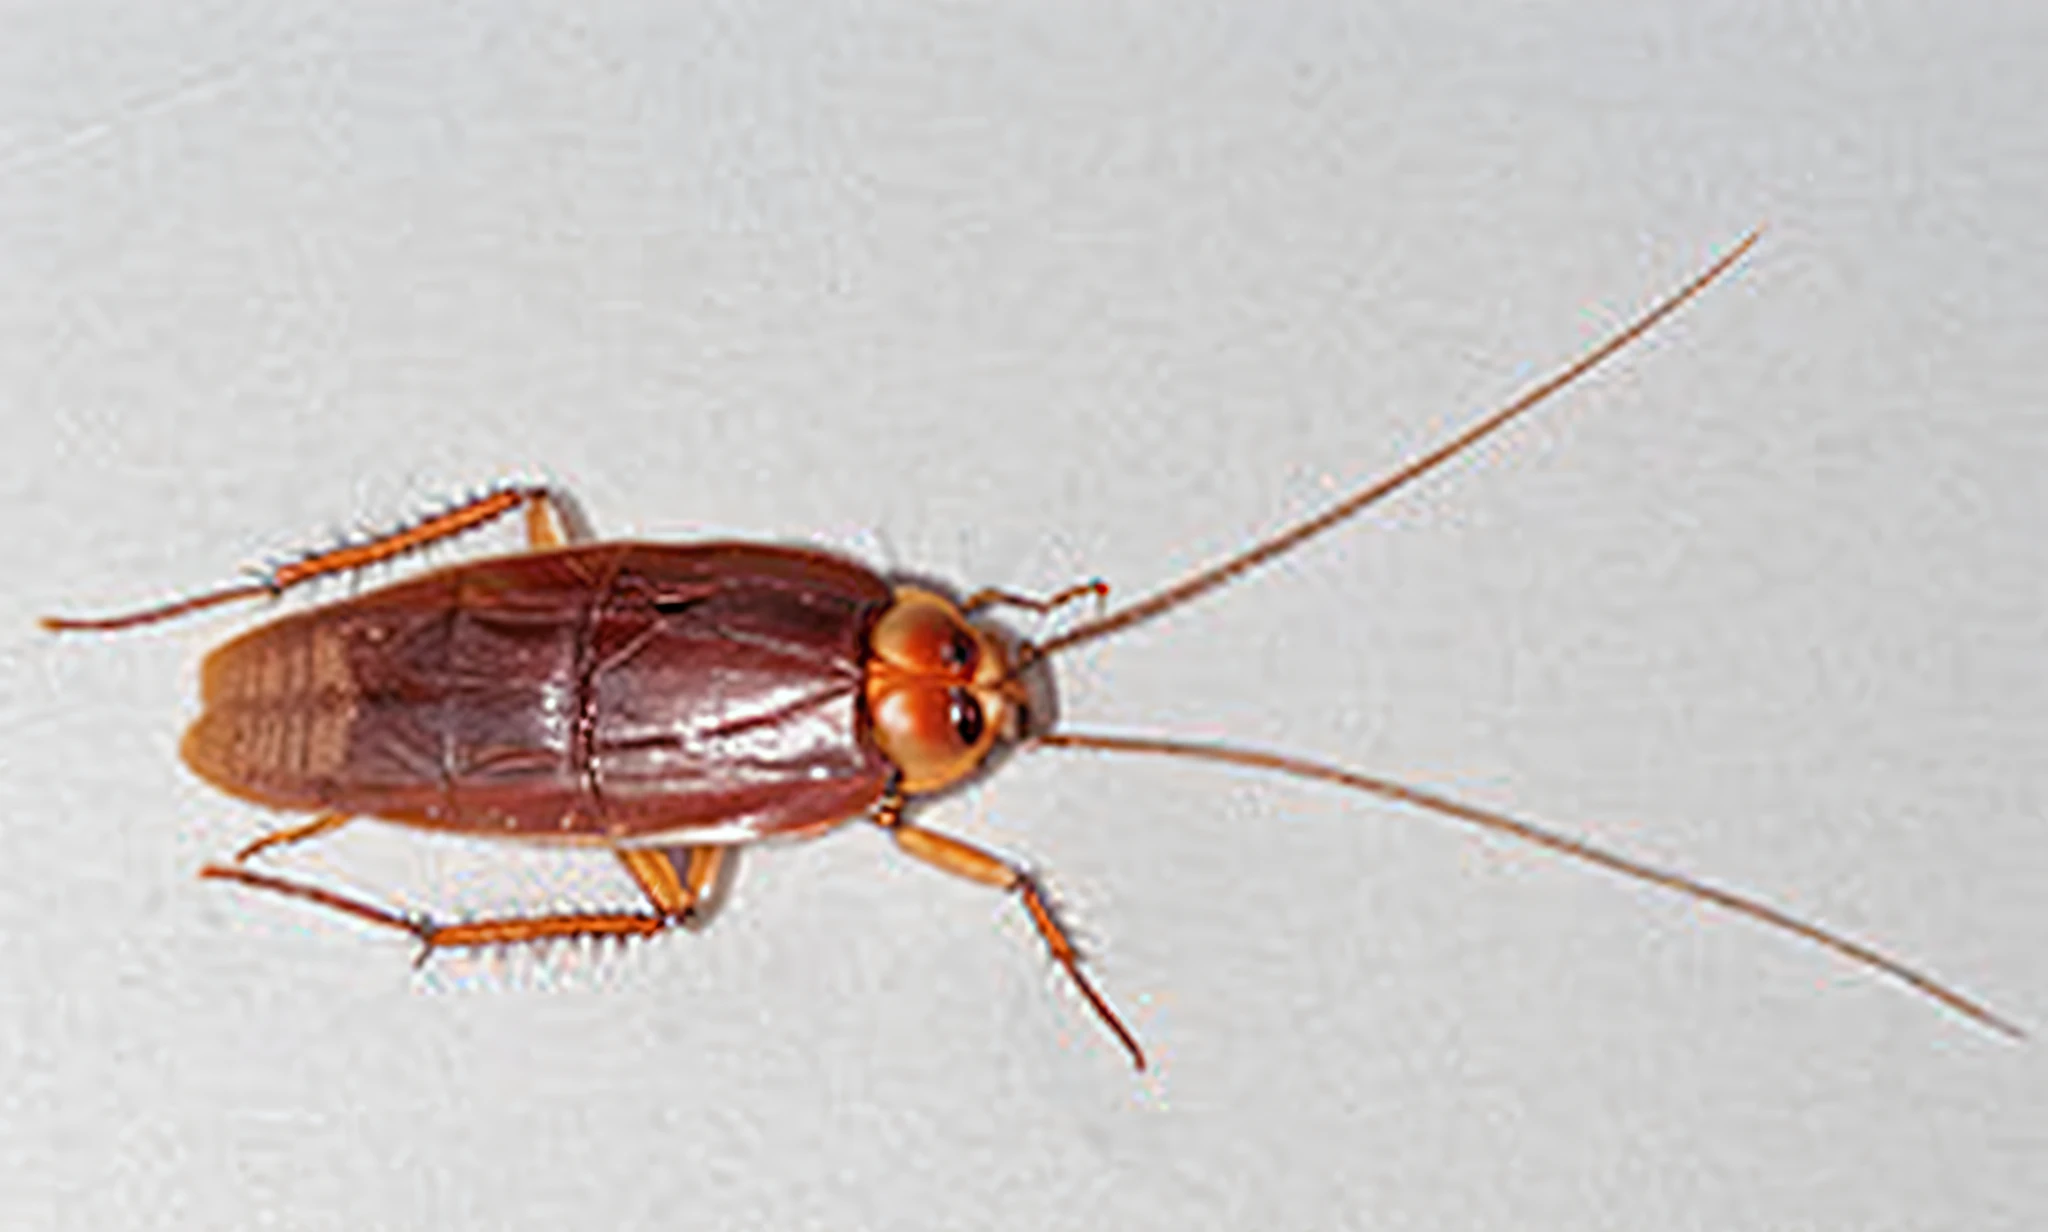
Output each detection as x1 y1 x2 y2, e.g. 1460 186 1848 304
43 231 2019 1069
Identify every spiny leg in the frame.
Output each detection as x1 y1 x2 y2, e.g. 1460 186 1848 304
872 796 1145 1070
201 862 669 951
963 579 1110 619
43 484 575 632
410 907 670 952
387 845 734 951
192 843 724 949
232 812 353 863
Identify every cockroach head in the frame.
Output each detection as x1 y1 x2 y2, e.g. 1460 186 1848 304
864 587 1033 795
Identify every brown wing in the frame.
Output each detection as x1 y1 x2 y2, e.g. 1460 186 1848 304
183 542 896 843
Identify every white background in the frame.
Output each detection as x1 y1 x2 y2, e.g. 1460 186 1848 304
5 3 2044 1229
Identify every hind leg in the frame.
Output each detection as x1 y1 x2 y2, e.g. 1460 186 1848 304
43 485 578 632
199 841 734 953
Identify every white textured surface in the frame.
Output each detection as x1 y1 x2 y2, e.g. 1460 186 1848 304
5 4 2045 1229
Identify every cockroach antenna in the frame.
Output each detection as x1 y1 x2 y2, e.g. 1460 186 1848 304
1014 229 2021 1042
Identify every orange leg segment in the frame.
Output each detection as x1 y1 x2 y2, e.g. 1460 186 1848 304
417 910 669 951
233 812 353 863
200 865 434 940
43 484 574 633
616 845 729 925
873 799 1145 1071
198 840 731 958
523 493 572 550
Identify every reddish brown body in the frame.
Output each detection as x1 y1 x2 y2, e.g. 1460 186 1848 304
185 543 897 845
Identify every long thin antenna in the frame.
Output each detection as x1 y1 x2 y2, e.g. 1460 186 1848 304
1037 730 2022 1039
1029 230 1762 663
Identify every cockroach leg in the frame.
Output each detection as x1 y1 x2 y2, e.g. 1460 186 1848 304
232 811 353 863
414 911 669 953
872 795 1146 1070
41 484 570 633
523 490 577 550
617 845 729 928
201 860 674 955
200 864 431 941
963 579 1110 619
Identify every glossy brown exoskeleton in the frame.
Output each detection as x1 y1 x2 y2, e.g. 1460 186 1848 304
43 232 2019 1069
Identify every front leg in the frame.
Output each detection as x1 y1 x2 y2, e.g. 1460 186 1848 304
871 796 1145 1070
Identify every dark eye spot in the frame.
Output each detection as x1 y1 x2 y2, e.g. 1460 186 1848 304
948 689 985 747
941 629 978 672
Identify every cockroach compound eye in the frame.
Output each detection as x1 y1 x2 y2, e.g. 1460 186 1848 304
42 230 2021 1070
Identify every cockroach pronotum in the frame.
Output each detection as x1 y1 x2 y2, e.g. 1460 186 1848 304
43 231 2020 1069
